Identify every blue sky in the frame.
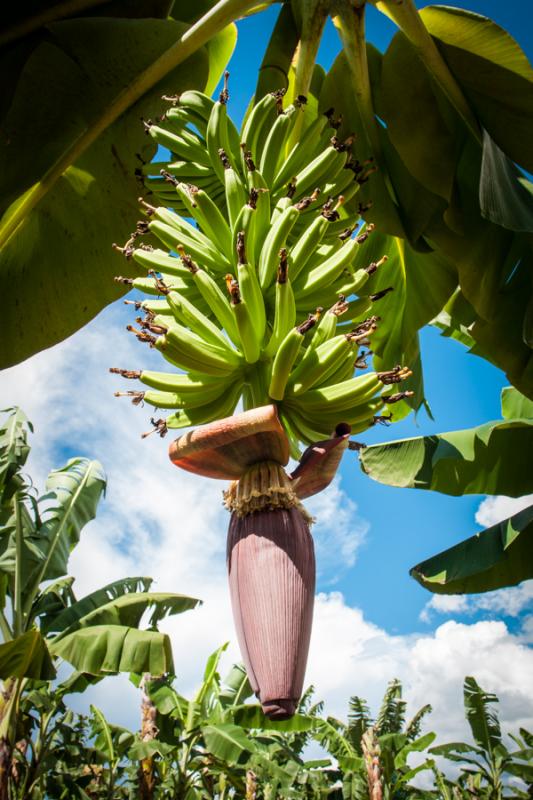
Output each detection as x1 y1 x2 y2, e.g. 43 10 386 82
1 0 532 740
214 0 533 635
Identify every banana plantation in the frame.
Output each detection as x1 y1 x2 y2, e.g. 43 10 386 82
1 0 532 797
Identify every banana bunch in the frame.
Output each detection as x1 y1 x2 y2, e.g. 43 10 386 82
112 75 413 453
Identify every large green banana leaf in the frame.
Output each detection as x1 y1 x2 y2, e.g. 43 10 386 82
51 591 201 641
0 629 55 680
359 388 533 497
0 3 238 369
49 624 174 674
28 458 107 588
202 722 257 764
319 5 533 400
410 504 533 594
39 576 154 635
0 456 106 609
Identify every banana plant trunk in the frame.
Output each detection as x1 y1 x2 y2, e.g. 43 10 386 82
169 406 350 719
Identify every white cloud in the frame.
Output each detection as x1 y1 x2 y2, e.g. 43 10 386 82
306 477 369 583
420 581 533 623
2 306 533 752
475 495 533 528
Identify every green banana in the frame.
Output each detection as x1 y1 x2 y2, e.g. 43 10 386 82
155 323 242 377
268 315 318 401
236 231 266 347
293 237 359 297
264 249 296 358
226 273 260 364
220 149 247 231
166 290 231 351
175 183 232 256
258 205 299 288
178 250 241 347
308 297 349 349
273 113 330 191
110 367 226 395
240 91 279 171
259 103 303 186
154 379 243 433
143 120 211 166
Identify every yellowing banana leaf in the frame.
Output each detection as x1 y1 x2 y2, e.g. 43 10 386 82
49 624 174 675
359 417 533 497
410 504 533 595
0 7 238 369
421 6 533 172
0 629 55 680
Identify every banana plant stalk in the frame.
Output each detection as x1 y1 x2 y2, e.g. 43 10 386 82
169 405 351 718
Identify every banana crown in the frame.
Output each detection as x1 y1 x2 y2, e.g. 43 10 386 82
112 81 413 454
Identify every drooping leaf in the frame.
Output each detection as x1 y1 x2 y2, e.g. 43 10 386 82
421 6 533 172
58 670 104 695
0 629 55 679
50 624 174 675
202 722 256 764
52 591 200 640
405 704 433 742
0 17 210 369
426 138 533 399
219 663 253 708
128 738 175 759
40 576 153 635
463 676 502 757
230 705 317 732
411 504 533 595
360 416 533 497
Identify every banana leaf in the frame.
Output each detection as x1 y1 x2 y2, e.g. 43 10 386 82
421 6 533 172
49 624 174 675
50 591 201 641
0 4 239 368
202 722 256 764
0 629 55 680
411 504 533 595
463 677 502 758
28 458 107 589
39 576 153 635
360 383 533 497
